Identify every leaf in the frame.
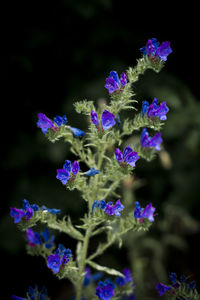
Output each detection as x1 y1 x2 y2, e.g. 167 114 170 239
87 260 124 278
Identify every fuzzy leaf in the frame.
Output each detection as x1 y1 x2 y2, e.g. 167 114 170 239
87 260 124 278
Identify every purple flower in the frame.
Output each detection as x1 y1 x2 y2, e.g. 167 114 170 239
47 244 72 274
54 115 67 126
101 110 116 130
140 38 160 56
91 110 99 126
96 279 115 300
47 254 61 274
155 41 173 61
11 296 26 300
104 199 124 217
105 71 127 94
140 38 172 61
10 199 39 223
37 113 57 134
156 282 171 296
26 228 42 247
115 268 133 286
91 110 116 131
140 128 163 151
134 201 156 222
69 127 85 137
92 199 107 212
83 168 100 176
10 207 26 223
115 146 140 168
56 168 70 185
56 160 80 184
145 98 169 121
188 280 196 289
72 161 80 175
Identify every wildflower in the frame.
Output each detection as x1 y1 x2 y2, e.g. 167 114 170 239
90 110 116 130
115 268 133 286
156 282 171 296
12 285 49 300
69 127 85 137
37 113 58 134
96 279 115 300
180 275 186 283
92 199 124 217
56 160 80 184
10 199 39 223
140 128 162 151
83 168 100 176
11 296 26 300
140 38 172 61
83 267 103 287
26 227 55 249
105 71 127 94
169 272 177 284
47 243 72 274
104 199 124 217
54 115 67 126
142 98 169 121
115 145 140 168
41 205 61 214
134 201 156 222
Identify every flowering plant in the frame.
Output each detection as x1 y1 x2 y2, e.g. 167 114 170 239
10 38 199 300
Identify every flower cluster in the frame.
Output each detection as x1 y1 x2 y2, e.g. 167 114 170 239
134 201 156 222
91 110 116 131
10 199 39 223
47 243 72 274
92 199 124 217
56 160 80 185
156 272 197 297
83 267 103 287
140 38 172 61
115 146 140 168
37 113 85 137
142 98 169 121
96 279 115 300
10 199 61 224
105 71 127 94
12 285 49 300
26 227 55 249
140 128 163 151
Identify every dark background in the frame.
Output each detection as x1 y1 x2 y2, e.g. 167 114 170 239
2 1 200 299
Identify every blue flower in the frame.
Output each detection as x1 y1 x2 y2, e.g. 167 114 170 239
169 272 177 284
26 228 42 247
56 160 80 184
37 113 58 134
11 296 26 300
83 168 100 176
140 38 172 61
10 199 39 223
69 127 85 137
41 205 61 214
105 71 127 94
188 281 196 290
142 98 169 121
90 110 116 131
140 128 163 151
28 285 49 300
115 268 133 286
115 145 140 168
96 279 115 300
47 244 72 274
134 201 156 222
54 115 67 126
104 199 124 217
156 282 171 296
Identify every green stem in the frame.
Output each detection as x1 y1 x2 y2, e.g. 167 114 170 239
76 227 91 300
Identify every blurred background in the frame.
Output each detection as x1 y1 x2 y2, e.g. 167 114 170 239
2 0 200 299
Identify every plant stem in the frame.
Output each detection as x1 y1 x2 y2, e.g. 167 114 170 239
76 227 91 300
